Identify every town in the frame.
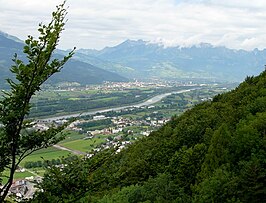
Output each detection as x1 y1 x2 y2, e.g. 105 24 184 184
3 83 233 200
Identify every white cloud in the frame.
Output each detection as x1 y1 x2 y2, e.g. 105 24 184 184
1 0 266 50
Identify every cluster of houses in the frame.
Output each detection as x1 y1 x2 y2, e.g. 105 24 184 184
29 110 170 162
85 81 173 91
66 114 169 137
86 135 132 158
74 113 170 154
5 107 170 200
5 174 41 201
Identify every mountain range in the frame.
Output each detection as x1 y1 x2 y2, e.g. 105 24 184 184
73 39 266 82
0 31 127 88
1 31 266 88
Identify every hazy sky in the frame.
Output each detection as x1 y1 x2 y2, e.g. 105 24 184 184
1 0 266 50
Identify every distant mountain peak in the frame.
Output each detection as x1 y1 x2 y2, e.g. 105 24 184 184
0 31 23 43
120 39 148 47
195 42 214 48
117 40 220 50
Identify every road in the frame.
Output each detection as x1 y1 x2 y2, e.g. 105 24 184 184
53 144 86 155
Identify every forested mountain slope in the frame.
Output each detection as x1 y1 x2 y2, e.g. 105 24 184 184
32 70 266 203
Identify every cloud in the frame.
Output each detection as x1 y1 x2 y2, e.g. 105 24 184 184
1 0 266 50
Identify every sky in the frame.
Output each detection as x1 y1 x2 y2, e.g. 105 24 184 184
1 0 266 50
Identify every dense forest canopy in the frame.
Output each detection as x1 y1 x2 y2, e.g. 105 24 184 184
31 70 266 202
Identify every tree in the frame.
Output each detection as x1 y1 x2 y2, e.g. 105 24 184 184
0 1 74 201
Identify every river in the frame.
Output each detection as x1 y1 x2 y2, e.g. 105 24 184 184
42 88 196 122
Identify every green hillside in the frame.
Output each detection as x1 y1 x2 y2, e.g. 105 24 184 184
32 70 266 202
0 32 128 89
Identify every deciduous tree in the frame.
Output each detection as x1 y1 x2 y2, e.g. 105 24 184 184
0 1 74 201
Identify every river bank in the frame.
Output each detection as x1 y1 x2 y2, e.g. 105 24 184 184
41 88 196 122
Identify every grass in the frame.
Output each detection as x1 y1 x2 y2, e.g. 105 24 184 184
93 96 119 102
33 89 121 101
1 142 75 184
60 130 87 144
61 137 105 153
28 168 46 177
2 170 35 184
13 171 34 180
20 147 72 167
83 125 111 131
123 111 149 119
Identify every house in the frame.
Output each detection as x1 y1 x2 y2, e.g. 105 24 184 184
93 115 106 120
9 179 28 198
90 130 102 136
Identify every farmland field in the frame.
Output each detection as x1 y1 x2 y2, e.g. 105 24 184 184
20 147 72 167
28 86 183 118
2 170 35 184
61 136 105 153
5 83 235 180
